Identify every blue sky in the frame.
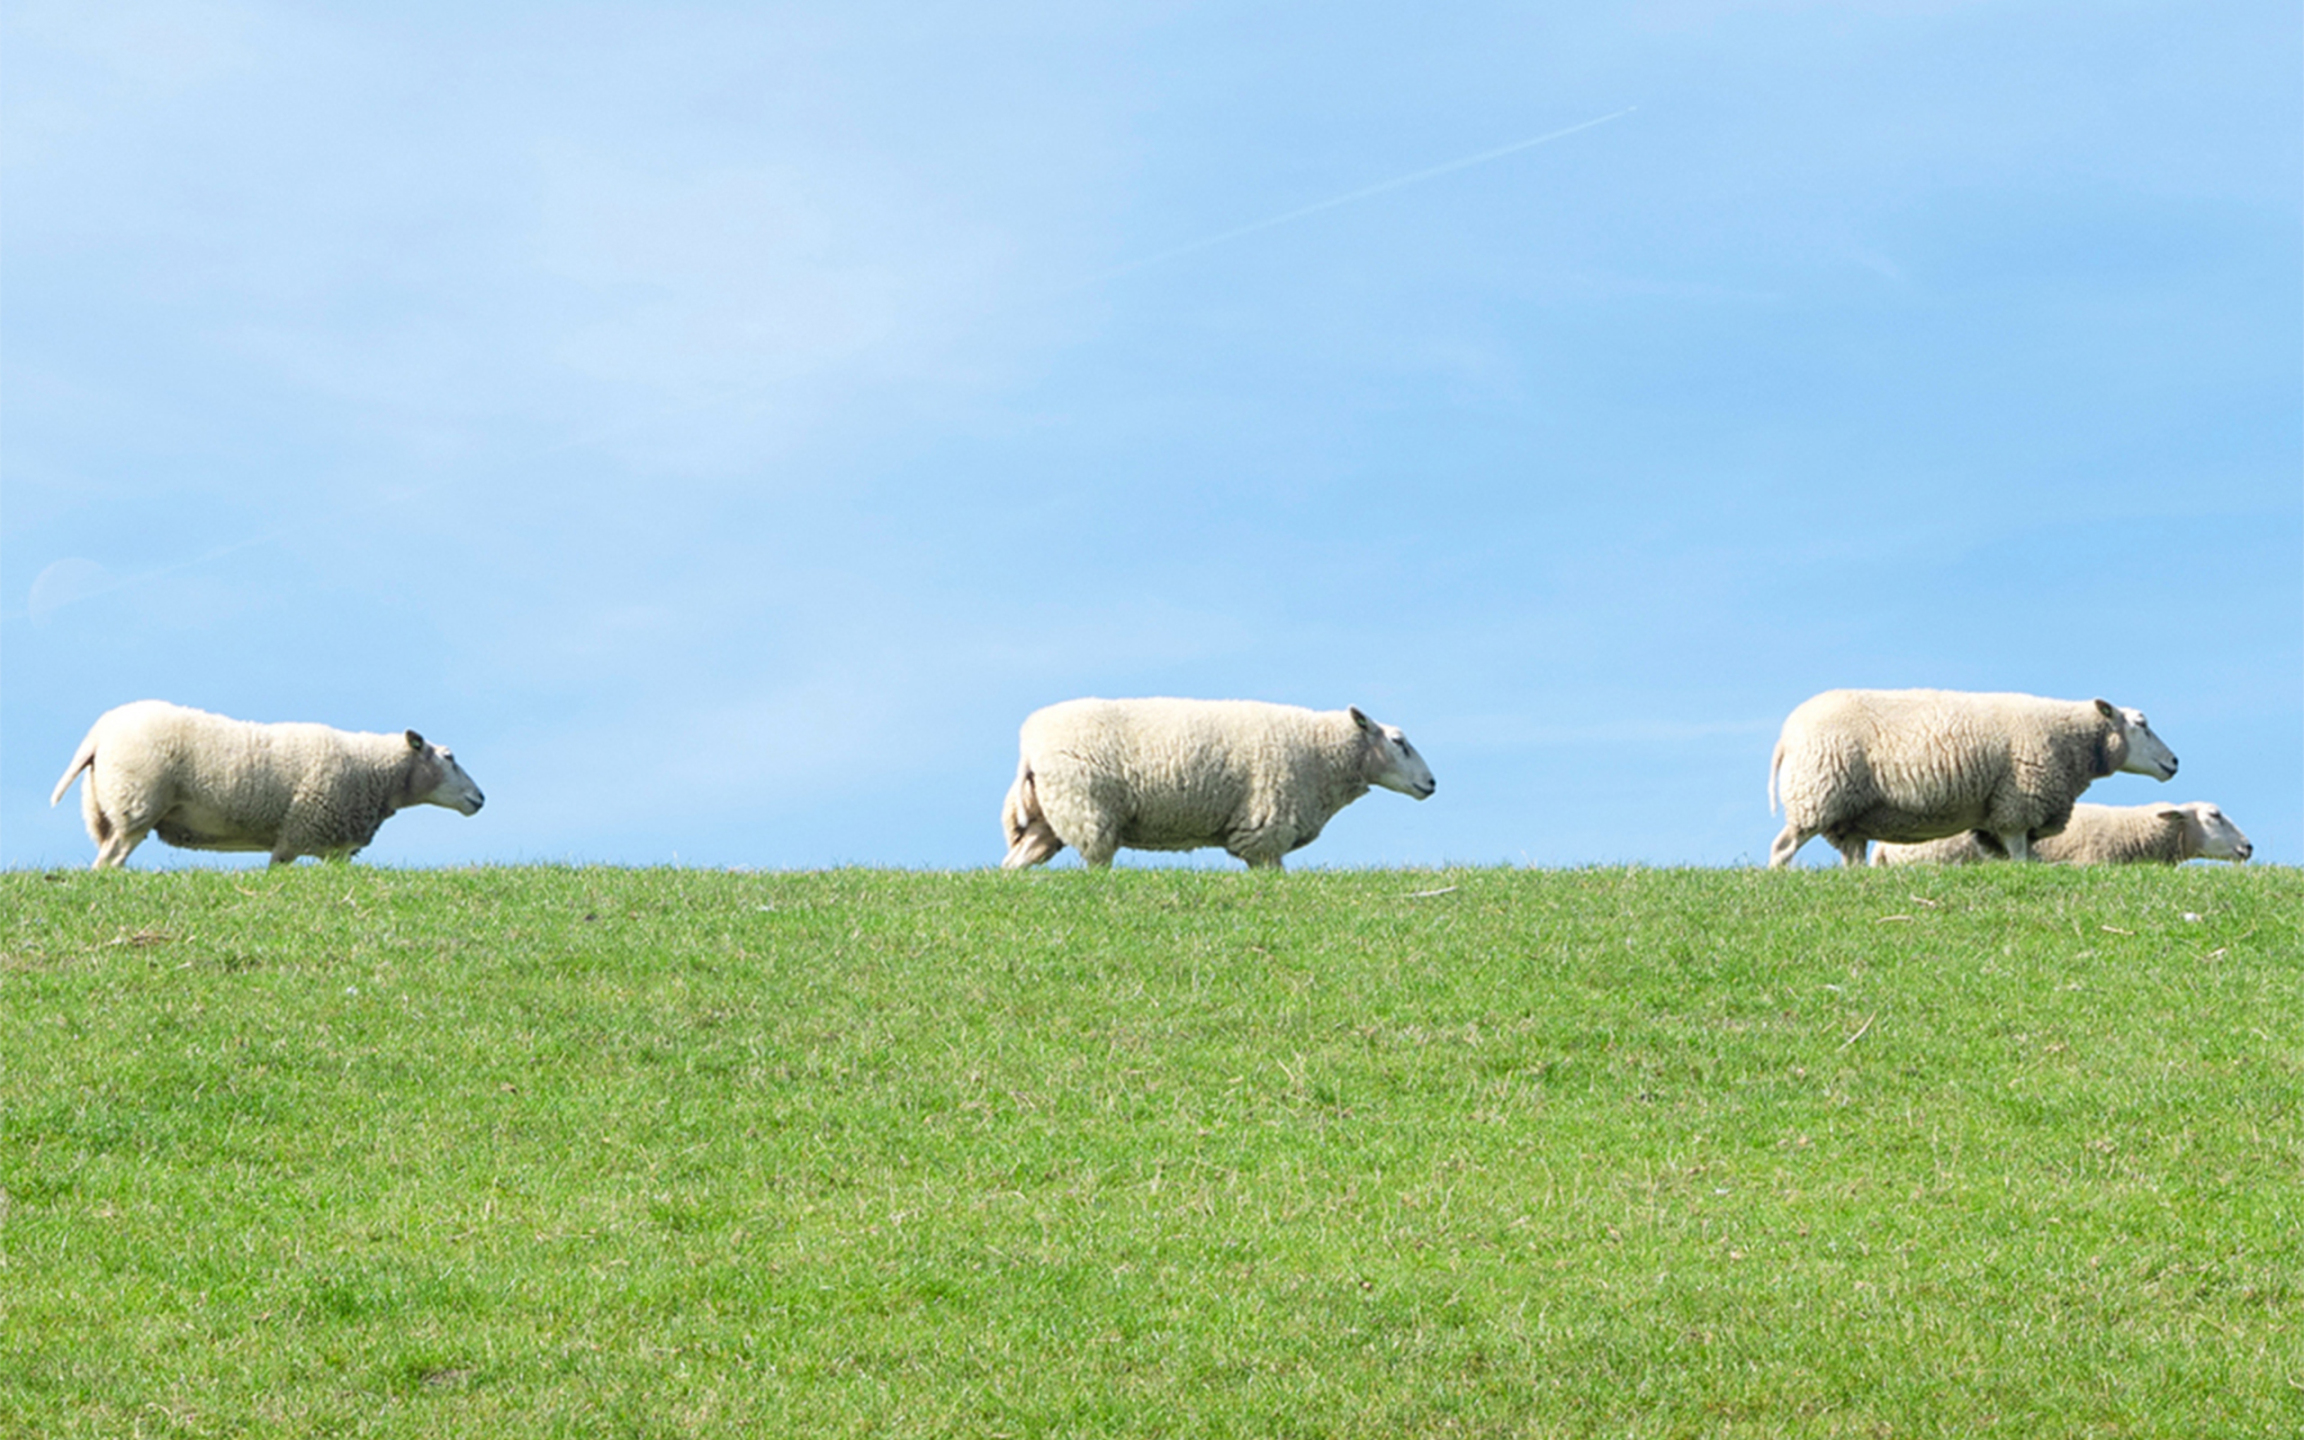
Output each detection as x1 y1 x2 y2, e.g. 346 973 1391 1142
5 1 2298 869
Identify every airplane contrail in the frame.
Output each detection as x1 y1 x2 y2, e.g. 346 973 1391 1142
6 106 1639 623
1078 105 1637 285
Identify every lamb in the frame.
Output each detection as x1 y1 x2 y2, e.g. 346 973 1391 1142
50 700 485 869
1873 802 2251 867
1865 830 2004 866
1000 697 1435 870
1766 688 2177 868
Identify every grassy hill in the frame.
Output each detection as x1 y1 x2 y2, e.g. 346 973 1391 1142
3 865 2298 1437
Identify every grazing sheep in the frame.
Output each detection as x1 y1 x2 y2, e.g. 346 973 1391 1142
1767 689 2177 869
50 700 484 868
1000 697 1435 870
1874 802 2252 867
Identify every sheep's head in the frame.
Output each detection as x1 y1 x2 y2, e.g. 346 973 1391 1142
1351 706 1436 800
404 730 486 815
2171 802 2251 862
2095 700 2177 781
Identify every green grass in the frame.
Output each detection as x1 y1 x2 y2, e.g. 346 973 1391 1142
3 864 2299 1437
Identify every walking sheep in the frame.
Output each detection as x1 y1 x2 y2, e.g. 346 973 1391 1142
1873 802 2251 866
1767 689 2177 868
51 700 485 869
1001 697 1435 870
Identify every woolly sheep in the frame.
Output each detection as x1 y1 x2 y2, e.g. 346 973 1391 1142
1872 801 2251 867
1767 688 2177 869
1865 830 2003 866
50 700 485 869
1000 697 1435 870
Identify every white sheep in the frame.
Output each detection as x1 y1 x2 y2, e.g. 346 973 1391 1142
1000 697 1435 870
1873 802 2251 866
50 700 485 869
1767 688 2177 868
1865 830 2002 866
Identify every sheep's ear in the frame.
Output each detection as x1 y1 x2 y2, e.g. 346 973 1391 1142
2152 807 2185 824
405 730 425 750
2093 698 2118 721
1348 706 1373 731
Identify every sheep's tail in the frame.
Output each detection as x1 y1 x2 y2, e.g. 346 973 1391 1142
1767 739 1784 815
50 729 98 807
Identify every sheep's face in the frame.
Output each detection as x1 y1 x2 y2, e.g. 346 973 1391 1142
2108 705 2178 781
1351 707 1436 800
406 731 486 815
2179 803 2251 862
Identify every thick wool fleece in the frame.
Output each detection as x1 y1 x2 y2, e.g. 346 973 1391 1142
1870 831 1999 865
52 700 466 867
1002 698 1414 869
1877 803 2247 867
1769 689 2131 867
2032 803 2202 864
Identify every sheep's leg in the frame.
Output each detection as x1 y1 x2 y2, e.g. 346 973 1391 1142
1001 819 1064 870
1832 835 1871 868
1071 820 1121 869
1768 823 1813 869
1993 831 2033 862
999 775 1035 850
1233 835 1289 870
271 811 335 865
81 784 111 849
93 824 149 869
1227 821 1297 870
90 788 161 869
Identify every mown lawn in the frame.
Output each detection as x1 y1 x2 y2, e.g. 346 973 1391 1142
2 864 2298 1437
